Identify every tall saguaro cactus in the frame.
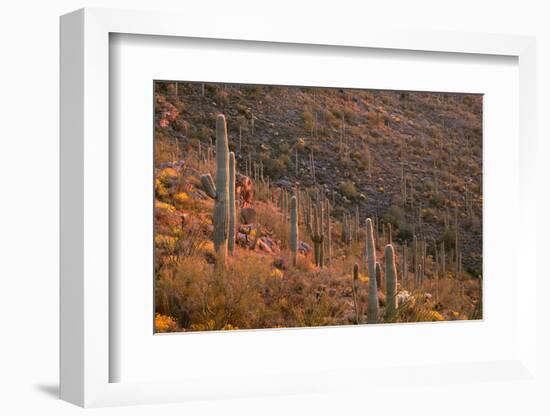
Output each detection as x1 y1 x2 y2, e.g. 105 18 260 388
228 152 236 255
325 198 332 265
290 195 298 266
311 204 325 267
352 263 360 324
366 218 378 324
354 206 359 243
402 242 408 284
385 244 398 318
200 114 230 264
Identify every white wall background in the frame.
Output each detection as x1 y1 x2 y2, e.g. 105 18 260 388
0 1 548 415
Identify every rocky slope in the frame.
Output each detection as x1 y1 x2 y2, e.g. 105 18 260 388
154 82 482 276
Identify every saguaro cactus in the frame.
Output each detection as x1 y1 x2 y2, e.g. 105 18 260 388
342 213 348 244
228 152 236 255
311 204 325 267
290 195 298 266
441 241 446 278
413 234 418 284
402 242 408 284
200 114 230 263
421 240 427 282
354 206 359 243
352 263 360 324
310 149 316 182
385 244 398 318
366 218 378 324
325 199 332 265
295 147 299 177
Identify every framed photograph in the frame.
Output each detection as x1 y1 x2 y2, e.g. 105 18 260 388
152 81 483 333
60 8 538 408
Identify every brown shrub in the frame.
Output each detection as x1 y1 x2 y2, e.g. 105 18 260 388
338 181 358 199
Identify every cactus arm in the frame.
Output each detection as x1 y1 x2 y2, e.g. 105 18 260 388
200 173 217 199
375 262 382 291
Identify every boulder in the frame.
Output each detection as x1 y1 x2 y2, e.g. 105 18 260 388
257 238 272 253
236 232 248 247
240 207 257 224
298 241 311 254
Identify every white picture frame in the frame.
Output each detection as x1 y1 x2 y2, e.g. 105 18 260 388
60 7 538 408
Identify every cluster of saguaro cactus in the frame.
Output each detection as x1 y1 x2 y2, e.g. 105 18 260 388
394 222 465 290
284 186 334 269
309 149 316 182
341 208 360 246
200 115 234 264
245 157 272 201
279 188 289 222
197 137 214 167
347 218 402 324
252 160 264 184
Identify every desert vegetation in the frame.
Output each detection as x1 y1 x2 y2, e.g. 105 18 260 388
154 82 483 332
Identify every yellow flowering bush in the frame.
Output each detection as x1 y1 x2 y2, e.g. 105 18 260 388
154 313 178 333
201 240 215 255
155 234 177 250
358 273 369 283
157 167 179 185
155 178 169 198
425 310 445 321
190 320 216 331
270 269 284 279
174 192 190 203
173 191 196 210
155 200 176 212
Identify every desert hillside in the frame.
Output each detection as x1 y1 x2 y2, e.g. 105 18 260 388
154 81 482 332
